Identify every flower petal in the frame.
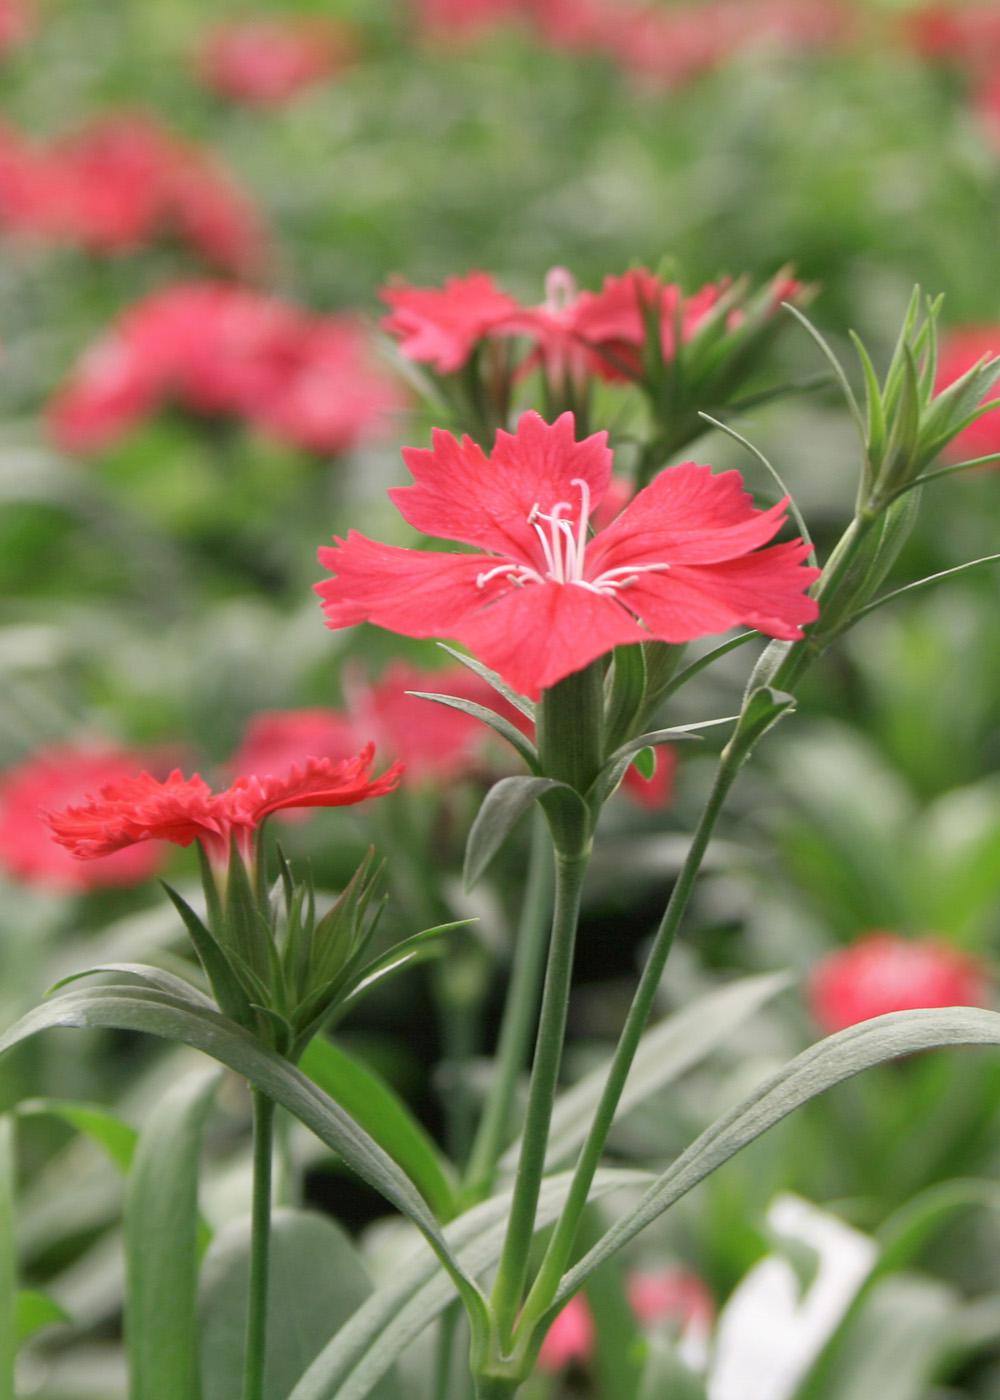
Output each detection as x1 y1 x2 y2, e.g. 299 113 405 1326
454 581 646 699
626 540 820 643
316 532 495 635
392 411 612 561
588 462 793 572
225 747 402 824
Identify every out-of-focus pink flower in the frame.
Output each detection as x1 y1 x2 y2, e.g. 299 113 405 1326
808 932 990 1035
232 662 525 795
196 17 355 105
49 282 403 457
975 70 1000 150
0 745 166 892
628 1267 714 1334
622 744 677 809
0 114 266 273
934 325 1000 461
903 4 1000 73
381 272 522 374
410 0 528 45
0 0 33 56
537 1294 595 1372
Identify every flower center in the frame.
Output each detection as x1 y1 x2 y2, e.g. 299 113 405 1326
475 479 672 599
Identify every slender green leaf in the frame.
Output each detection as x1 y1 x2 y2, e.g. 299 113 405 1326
782 303 866 442
49 961 215 1008
125 1067 220 1400
407 691 539 772
17 1098 137 1172
850 554 1000 626
436 644 535 721
199 1210 402 1400
161 883 255 1027
552 1007 1000 1315
0 986 477 1307
15 1289 70 1345
299 1037 457 1221
287 1169 650 1400
464 777 583 889
498 972 791 1174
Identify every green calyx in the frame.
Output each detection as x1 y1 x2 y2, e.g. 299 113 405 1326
166 840 466 1061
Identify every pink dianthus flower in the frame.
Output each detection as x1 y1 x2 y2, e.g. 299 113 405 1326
809 932 990 1035
196 17 355 105
934 326 1000 461
316 411 819 701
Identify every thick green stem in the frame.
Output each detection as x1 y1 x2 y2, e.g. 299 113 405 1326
463 811 554 1203
517 757 742 1333
489 848 589 1344
474 1377 520 1400
0 1118 15 1400
242 1091 276 1400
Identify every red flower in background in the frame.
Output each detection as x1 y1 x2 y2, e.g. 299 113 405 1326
49 283 403 457
934 326 1000 461
0 114 266 273
809 932 990 1035
46 746 401 869
381 271 522 374
316 412 819 700
232 662 524 792
539 1267 713 1373
196 17 355 105
903 4 1000 73
410 0 528 45
538 1295 594 1372
0 0 32 56
0 746 166 891
976 70 1000 151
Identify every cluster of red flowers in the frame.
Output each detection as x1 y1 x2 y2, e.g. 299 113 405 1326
809 931 989 1035
382 265 797 388
49 282 404 457
0 114 265 273
411 0 853 86
195 17 357 106
316 412 820 701
903 4 1000 152
45 745 401 870
539 1268 713 1372
0 0 31 57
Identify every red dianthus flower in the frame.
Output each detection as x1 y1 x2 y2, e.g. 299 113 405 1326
46 747 401 869
196 18 354 106
381 271 522 374
808 931 989 1035
0 746 166 892
316 412 819 700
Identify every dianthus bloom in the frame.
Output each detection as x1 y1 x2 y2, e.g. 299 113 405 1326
409 0 528 45
0 114 265 273
381 271 522 374
538 1294 594 1372
0 0 32 56
0 746 165 892
196 17 355 105
46 746 402 870
316 412 819 700
808 932 989 1035
232 661 521 790
49 282 403 457
934 326 1000 461
902 3 1000 74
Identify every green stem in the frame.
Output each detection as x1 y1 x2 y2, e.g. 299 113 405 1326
242 1091 276 1400
489 848 589 1345
463 812 554 1203
517 757 742 1334
474 1377 520 1400
433 1303 461 1400
0 1118 15 1400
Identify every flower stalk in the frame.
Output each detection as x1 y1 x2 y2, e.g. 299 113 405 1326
242 1090 276 1400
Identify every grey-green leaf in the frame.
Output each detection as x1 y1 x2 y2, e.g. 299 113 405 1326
199 1209 402 1400
17 1098 137 1173
125 1067 220 1400
464 777 583 889
288 1169 650 1400
552 1007 1000 1314
498 971 791 1175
